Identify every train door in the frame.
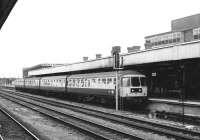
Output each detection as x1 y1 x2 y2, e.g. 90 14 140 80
120 77 130 97
140 76 147 97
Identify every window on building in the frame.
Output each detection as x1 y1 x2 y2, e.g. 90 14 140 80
173 33 177 43
146 40 150 44
193 28 200 40
168 34 173 43
161 36 165 44
154 41 157 46
177 32 181 42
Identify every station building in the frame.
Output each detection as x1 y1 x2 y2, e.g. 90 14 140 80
145 13 200 49
143 14 200 100
23 63 64 78
27 13 200 116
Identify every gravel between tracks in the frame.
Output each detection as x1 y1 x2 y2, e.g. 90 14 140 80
2 88 200 140
0 93 176 140
0 97 95 140
0 109 35 140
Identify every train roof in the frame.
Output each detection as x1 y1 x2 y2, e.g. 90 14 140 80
68 70 145 79
24 70 145 80
25 77 41 80
40 75 66 80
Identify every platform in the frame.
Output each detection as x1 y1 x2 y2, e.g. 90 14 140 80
147 98 200 117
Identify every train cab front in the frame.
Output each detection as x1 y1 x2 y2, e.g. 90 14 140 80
120 75 147 103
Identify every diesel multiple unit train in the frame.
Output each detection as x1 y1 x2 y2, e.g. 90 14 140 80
14 70 147 102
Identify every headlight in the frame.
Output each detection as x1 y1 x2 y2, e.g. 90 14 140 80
131 88 142 93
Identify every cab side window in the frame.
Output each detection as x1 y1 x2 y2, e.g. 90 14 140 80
122 77 130 87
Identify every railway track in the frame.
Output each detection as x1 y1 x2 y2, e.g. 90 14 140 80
0 89 144 140
0 104 40 140
1 89 200 140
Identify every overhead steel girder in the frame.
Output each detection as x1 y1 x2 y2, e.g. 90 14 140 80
0 0 17 30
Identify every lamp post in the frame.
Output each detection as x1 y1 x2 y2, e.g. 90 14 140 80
111 46 122 111
180 64 185 125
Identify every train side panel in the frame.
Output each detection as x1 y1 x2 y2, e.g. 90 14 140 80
66 72 116 97
40 76 66 93
24 78 40 89
14 78 25 90
14 70 147 102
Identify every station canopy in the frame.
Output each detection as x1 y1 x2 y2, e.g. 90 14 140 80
29 40 200 77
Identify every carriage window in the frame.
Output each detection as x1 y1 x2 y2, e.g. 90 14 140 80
122 77 130 87
131 77 140 87
81 79 84 87
107 78 112 84
77 79 80 87
113 78 116 84
73 79 75 87
68 79 71 87
102 78 106 84
92 79 96 83
84 79 89 87
88 80 90 87
140 77 147 86
98 78 101 84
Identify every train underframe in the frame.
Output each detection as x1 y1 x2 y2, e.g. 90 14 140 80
14 87 147 108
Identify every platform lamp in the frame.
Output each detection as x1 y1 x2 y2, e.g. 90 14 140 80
111 46 123 111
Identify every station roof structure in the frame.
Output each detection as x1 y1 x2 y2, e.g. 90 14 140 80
23 63 64 77
28 40 200 77
28 13 200 77
23 63 64 71
172 13 200 32
0 0 17 29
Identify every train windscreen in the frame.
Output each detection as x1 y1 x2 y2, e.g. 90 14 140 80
140 77 147 86
131 77 140 87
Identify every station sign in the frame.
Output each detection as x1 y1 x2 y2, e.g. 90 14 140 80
152 72 157 76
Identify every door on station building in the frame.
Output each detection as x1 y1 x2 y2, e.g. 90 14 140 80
186 62 200 101
148 68 182 99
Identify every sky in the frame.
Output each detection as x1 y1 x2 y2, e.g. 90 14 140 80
0 0 200 78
